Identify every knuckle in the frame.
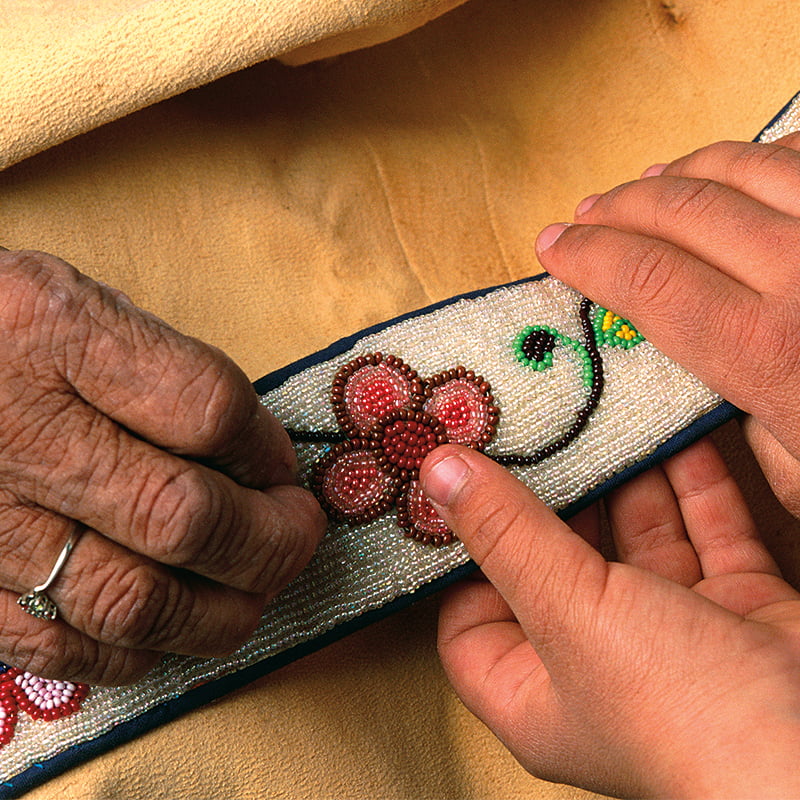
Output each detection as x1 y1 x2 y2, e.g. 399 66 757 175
5 624 94 681
465 493 532 571
669 140 744 177
139 467 223 567
731 140 800 185
86 562 192 650
234 486 325 595
614 240 681 311
653 177 731 225
0 250 82 333
727 142 788 178
2 597 158 685
176 350 252 456
742 300 800 392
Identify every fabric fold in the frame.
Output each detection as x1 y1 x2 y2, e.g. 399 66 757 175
0 0 466 170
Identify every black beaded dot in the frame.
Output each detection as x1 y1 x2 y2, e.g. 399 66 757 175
521 329 557 363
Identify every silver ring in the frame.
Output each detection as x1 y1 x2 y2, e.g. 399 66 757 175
17 528 81 620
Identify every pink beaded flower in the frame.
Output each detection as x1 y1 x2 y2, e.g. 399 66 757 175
0 664 89 748
311 352 498 545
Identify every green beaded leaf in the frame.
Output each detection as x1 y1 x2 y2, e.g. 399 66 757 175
592 307 644 349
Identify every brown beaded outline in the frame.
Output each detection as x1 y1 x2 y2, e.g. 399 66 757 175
310 438 401 525
331 352 425 437
396 487 456 547
422 367 499 449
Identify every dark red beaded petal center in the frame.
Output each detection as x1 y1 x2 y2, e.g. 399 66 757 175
379 413 446 473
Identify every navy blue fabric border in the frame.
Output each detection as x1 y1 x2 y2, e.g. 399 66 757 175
5 97 796 798
758 90 800 137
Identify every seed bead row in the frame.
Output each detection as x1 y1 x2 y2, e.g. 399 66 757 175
0 688 17 746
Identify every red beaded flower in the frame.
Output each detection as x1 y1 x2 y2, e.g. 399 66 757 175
311 353 498 545
0 664 89 748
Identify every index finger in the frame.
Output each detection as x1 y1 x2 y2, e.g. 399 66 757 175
533 224 787 419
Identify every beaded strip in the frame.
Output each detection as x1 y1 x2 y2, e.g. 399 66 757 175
293 297 642 543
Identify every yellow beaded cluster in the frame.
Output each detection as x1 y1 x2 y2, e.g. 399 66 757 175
595 307 644 349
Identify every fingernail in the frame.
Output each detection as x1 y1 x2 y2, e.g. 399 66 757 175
535 223 570 255
574 194 601 217
641 163 667 178
422 454 470 507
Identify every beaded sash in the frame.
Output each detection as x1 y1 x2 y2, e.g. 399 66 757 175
1 94 798 798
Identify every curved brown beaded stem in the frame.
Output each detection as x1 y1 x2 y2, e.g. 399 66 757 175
495 298 605 466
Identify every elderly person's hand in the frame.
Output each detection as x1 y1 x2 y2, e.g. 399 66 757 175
535 132 800 520
0 249 326 685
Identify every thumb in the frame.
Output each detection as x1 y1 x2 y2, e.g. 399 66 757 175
420 445 610 661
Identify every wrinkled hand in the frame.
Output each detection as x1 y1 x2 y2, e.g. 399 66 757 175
424 440 800 799
535 132 800 517
0 250 325 684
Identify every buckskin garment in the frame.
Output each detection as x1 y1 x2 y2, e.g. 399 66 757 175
2 1 800 798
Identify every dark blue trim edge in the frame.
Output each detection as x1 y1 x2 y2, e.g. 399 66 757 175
757 90 800 139
253 273 542 395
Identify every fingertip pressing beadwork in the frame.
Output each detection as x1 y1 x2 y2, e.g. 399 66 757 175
310 353 499 545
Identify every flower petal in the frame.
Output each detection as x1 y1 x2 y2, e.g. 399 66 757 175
6 668 89 722
331 353 425 437
311 440 401 525
397 481 456 546
0 680 17 748
423 368 498 448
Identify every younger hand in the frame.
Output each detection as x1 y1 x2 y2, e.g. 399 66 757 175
535 133 800 517
424 440 800 799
